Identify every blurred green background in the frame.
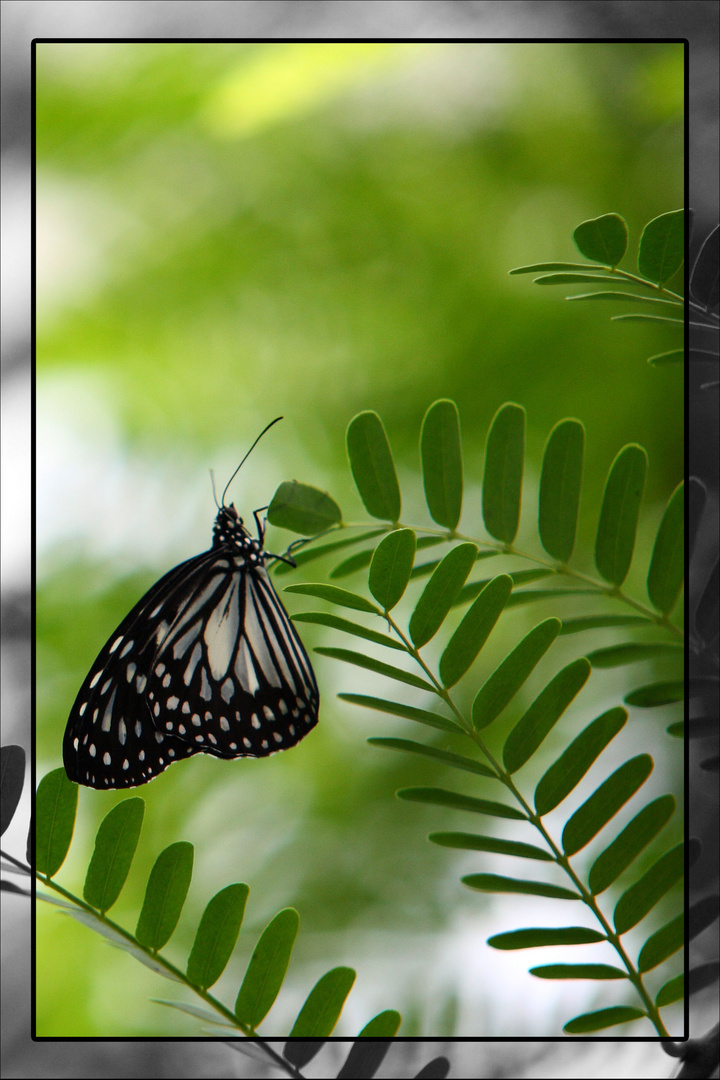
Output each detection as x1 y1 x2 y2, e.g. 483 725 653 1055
36 41 684 1037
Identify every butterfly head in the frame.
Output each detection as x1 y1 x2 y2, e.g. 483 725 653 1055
213 503 264 565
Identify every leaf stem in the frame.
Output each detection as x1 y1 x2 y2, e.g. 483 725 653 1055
34 872 304 1077
382 615 674 1037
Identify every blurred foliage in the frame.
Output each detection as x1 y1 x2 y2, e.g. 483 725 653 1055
35 41 684 1037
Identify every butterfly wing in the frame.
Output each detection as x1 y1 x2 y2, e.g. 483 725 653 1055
63 551 219 788
145 560 319 759
64 548 319 787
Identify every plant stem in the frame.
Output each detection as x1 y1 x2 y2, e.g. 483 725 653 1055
34 872 305 1078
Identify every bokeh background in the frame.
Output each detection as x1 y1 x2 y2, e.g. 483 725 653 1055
2 4 717 1077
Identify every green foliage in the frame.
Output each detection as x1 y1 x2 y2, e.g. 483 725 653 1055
35 766 77 878
18 766 451 1076
268 481 342 535
538 419 584 563
136 842 194 951
277 398 688 1036
346 411 401 523
594 445 647 586
420 400 463 531
83 799 144 914
186 883 248 990
235 908 299 1027
637 210 685 286
368 529 416 611
573 214 628 267
287 966 356 1038
482 403 525 544
509 209 708 367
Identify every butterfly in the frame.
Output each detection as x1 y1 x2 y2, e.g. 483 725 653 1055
63 419 319 789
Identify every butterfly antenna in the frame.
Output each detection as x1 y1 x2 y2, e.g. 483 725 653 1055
210 469 220 509
221 416 284 506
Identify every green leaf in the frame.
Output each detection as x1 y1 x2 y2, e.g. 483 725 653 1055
595 444 647 586
559 614 651 635
273 529 386 576
534 708 627 816
397 787 525 820
409 543 478 647
268 481 342 535
291 611 404 650
463 874 579 900
587 643 683 668
368 528 416 610
411 547 496 582
611 313 683 324
135 841 194 952
482 403 525 544
317 648 438 694
235 907 299 1028
330 549 374 579
429 832 553 861
357 1010 402 1037
338 694 462 734
613 842 684 934
655 974 684 1007
647 482 684 614
440 575 512 688
638 912 683 972
488 927 606 950
573 214 628 267
533 272 619 285
186 882 249 990
456 568 551 609
368 738 495 778
689 894 720 940
472 618 561 730
346 411 401 522
690 223 719 308
502 659 591 774
566 291 682 308
509 261 612 274
288 966 356 1037
530 964 626 980
83 798 144 914
1 745 25 837
284 582 381 614
561 755 653 856
538 419 584 563
35 767 78 878
589 795 675 895
638 209 685 285
420 399 463 530
563 1006 645 1033
647 349 684 366
624 680 684 707
337 1038 394 1079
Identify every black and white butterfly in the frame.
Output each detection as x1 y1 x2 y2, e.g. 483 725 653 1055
63 420 318 789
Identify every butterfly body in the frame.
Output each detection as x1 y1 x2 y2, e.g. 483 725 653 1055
63 503 318 789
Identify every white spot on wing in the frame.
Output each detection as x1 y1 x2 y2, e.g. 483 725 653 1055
184 642 202 686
